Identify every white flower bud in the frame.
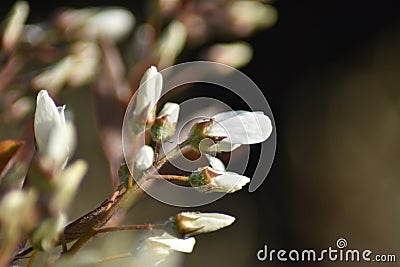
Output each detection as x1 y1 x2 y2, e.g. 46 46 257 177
84 8 135 41
204 42 253 69
51 160 88 212
34 90 76 171
158 20 187 67
189 165 250 193
132 66 163 132
32 57 75 93
228 1 277 36
0 189 37 241
2 1 29 52
56 7 135 41
151 102 180 142
165 212 235 238
135 145 154 171
147 233 196 253
31 212 67 251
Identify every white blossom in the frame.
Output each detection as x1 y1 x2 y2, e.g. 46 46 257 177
2 1 29 52
147 233 196 253
133 66 163 123
158 102 180 125
202 110 272 152
34 90 76 171
31 212 67 251
151 102 180 142
189 159 250 194
84 8 135 41
167 212 235 238
135 145 154 171
158 20 187 68
57 7 135 41
51 159 88 212
0 189 37 240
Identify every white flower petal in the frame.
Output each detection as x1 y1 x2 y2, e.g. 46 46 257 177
214 171 250 193
135 145 154 170
207 141 241 153
158 102 180 124
180 212 235 235
46 121 76 170
205 154 226 172
134 66 163 116
206 111 272 146
34 90 77 171
34 90 63 151
147 233 196 253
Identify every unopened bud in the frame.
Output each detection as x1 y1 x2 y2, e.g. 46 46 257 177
151 102 180 142
165 211 235 238
189 166 250 193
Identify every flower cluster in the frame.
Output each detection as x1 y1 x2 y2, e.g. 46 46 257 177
0 1 276 266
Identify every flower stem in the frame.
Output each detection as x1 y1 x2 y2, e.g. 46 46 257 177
147 174 189 182
26 249 38 267
65 139 191 255
94 223 163 235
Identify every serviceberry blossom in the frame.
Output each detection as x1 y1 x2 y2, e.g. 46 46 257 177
151 102 180 142
135 145 154 171
146 233 196 253
189 110 272 153
165 212 235 238
34 89 76 171
189 155 250 193
132 66 163 127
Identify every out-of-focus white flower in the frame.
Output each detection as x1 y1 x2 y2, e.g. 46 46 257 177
204 42 253 69
135 145 154 171
228 1 277 37
57 7 135 41
32 56 75 93
67 41 100 87
147 233 196 253
151 102 180 142
84 8 135 41
51 160 88 212
158 20 187 68
0 189 37 241
34 90 76 171
32 42 100 92
134 232 190 266
189 154 250 193
189 110 272 153
131 66 163 132
31 212 67 251
2 1 29 52
166 212 235 238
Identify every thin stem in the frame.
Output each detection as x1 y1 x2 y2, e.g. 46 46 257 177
94 223 163 235
26 249 38 267
147 174 189 182
152 139 191 170
154 142 160 162
65 139 192 255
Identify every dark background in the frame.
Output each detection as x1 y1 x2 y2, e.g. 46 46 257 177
2 0 400 266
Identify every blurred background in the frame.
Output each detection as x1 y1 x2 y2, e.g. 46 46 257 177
1 0 400 266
